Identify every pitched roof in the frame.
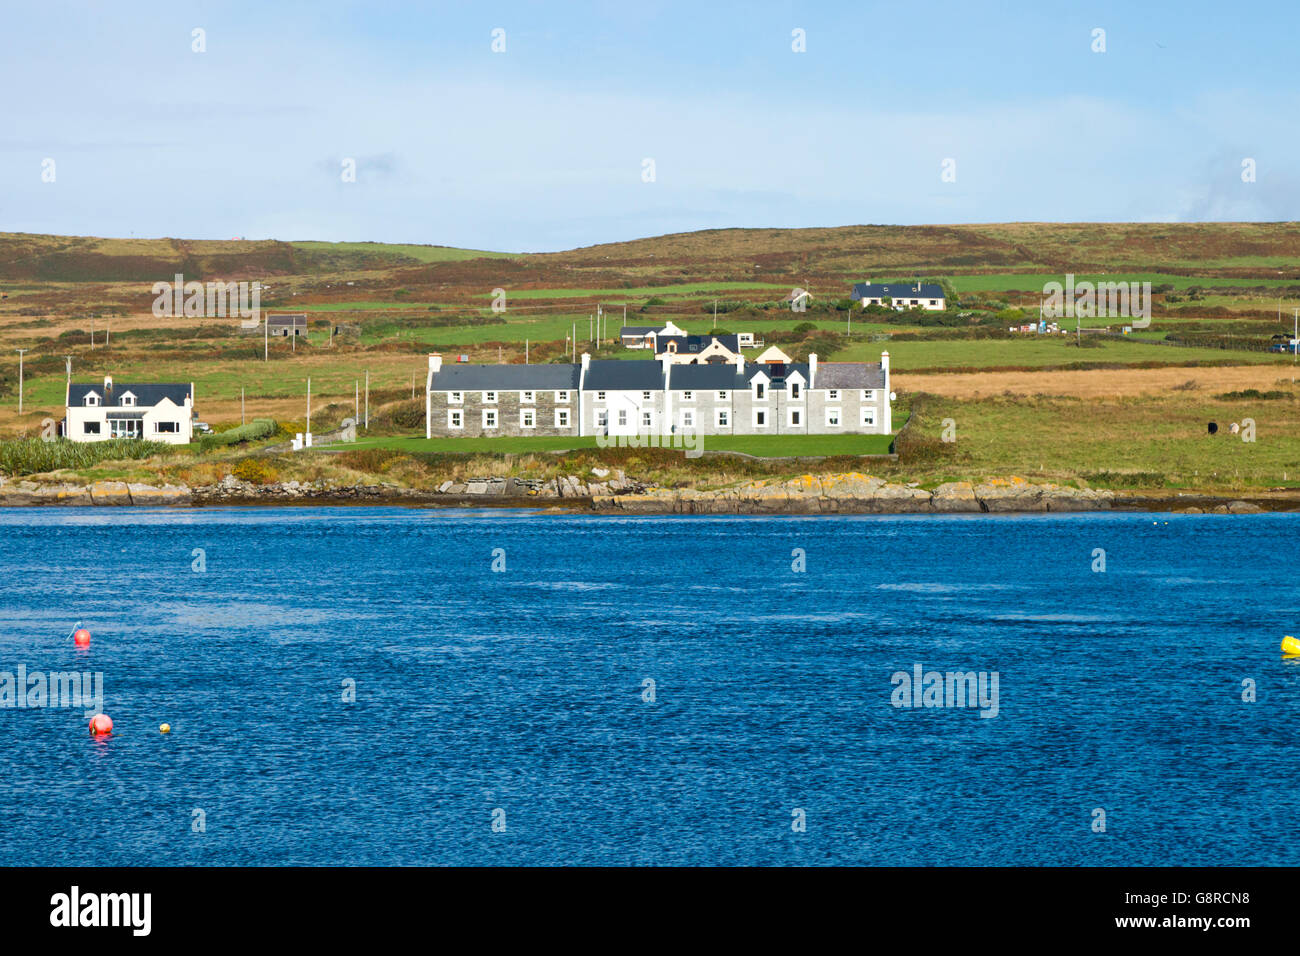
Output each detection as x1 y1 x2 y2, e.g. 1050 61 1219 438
266 313 308 326
430 363 581 391
655 334 740 355
582 359 666 391
620 326 658 336
667 363 745 390
745 362 810 390
853 282 944 300
815 363 886 389
68 383 192 408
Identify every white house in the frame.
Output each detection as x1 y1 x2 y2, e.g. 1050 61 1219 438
65 376 195 444
853 281 945 311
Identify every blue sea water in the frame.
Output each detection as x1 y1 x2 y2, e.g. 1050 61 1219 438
0 506 1297 866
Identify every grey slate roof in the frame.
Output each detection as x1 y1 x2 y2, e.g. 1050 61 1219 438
667 363 745 391
266 313 308 327
620 326 658 336
655 334 740 355
582 360 666 391
430 363 581 391
69 383 192 408
852 282 944 301
815 363 886 389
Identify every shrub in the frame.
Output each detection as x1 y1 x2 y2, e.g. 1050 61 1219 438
230 457 278 484
335 448 406 473
198 418 276 450
0 437 168 477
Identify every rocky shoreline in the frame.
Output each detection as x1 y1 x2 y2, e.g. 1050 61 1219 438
0 471 1288 514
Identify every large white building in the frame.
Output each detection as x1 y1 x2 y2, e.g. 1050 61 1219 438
65 376 195 444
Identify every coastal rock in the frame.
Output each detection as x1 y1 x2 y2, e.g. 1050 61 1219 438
89 480 132 506
931 481 982 513
1227 500 1264 514
127 483 192 506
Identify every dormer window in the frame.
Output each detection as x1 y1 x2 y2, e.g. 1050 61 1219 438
120 391 137 407
790 382 801 400
754 381 766 400
83 393 100 407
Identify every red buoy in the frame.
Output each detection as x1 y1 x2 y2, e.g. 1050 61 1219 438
89 714 113 736
73 628 91 647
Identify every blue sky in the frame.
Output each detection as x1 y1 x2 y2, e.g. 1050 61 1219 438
3 0 1298 251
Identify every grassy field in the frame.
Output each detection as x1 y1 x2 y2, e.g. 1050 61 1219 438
331 432 896 457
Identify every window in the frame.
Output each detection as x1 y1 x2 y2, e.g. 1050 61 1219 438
681 410 694 428
789 408 801 427
120 392 136 407
556 390 569 403
716 409 729 427
108 419 142 439
617 410 628 426
597 410 608 428
828 389 839 400
754 410 767 428
642 391 652 401
483 410 498 429
521 409 536 429
641 411 653 428
826 407 841 427
682 390 693 401
861 408 876 427
83 421 101 435
754 382 766 400
862 389 876 402
790 382 801 400
156 421 178 433
83 394 99 407
717 390 729 400
448 410 463 429
596 391 606 402
556 409 570 428
521 391 534 404
483 391 497 403
930 299 938 306
449 391 463 404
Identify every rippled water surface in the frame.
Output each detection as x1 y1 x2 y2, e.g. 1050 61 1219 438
1 506 1297 865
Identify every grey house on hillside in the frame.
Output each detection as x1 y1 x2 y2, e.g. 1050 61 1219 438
426 349 892 439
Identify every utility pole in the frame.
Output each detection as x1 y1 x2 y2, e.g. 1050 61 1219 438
264 312 269 362
355 380 359 422
525 339 529 364
364 370 369 429
14 348 27 414
90 317 94 350
573 321 577 361
306 377 311 439
713 299 717 330
241 387 245 426
65 356 71 404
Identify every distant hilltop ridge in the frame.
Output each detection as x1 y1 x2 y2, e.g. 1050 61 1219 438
1 222 1299 284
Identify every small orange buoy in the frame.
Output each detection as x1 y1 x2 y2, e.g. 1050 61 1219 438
89 714 113 736
73 628 91 647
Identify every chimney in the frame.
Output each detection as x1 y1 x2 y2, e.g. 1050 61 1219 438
660 355 672 375
734 352 744 372
428 354 442 374
103 375 113 393
880 350 890 384
808 353 817 388
581 352 590 372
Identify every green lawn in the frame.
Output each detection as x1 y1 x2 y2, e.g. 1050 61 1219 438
329 432 895 457
948 273 1300 292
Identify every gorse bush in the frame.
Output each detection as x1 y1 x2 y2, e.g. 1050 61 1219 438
230 457 278 485
0 438 168 476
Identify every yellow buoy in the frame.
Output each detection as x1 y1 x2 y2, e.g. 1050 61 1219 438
1282 636 1300 656
159 723 171 734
